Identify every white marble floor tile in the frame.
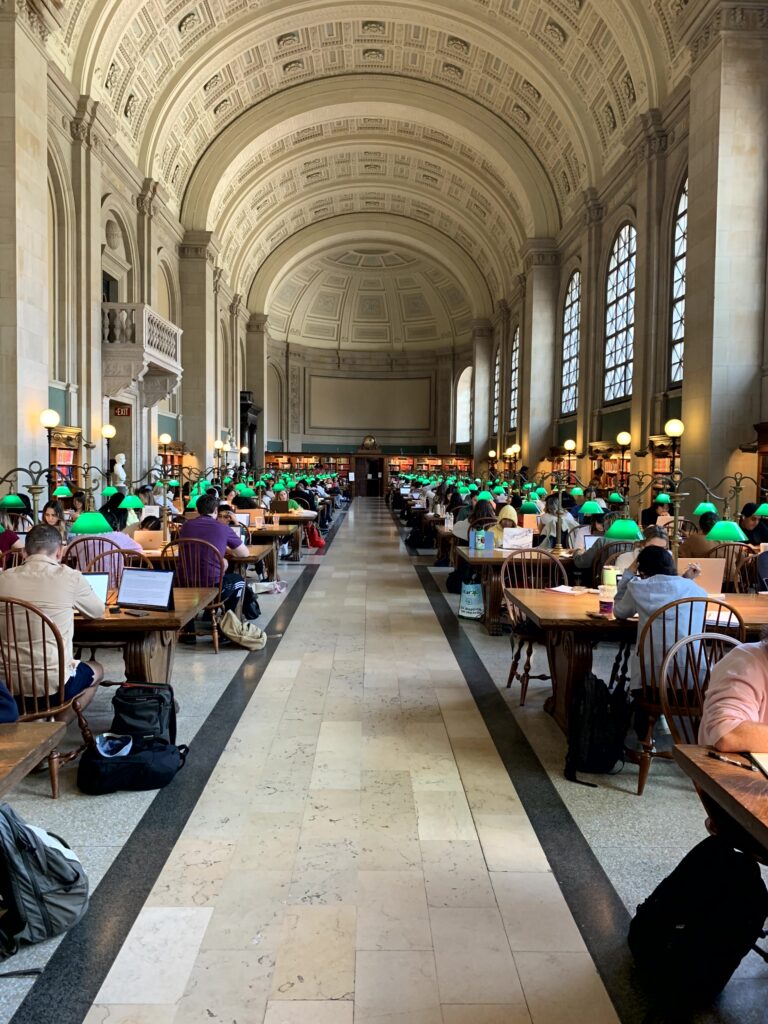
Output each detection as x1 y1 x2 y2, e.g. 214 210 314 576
421 840 497 908
513 951 620 1024
413 790 477 841
441 1005 533 1024
270 905 356 1001
430 907 527 1006
357 870 433 950
84 1007 177 1024
263 1001 354 1024
94 907 212 1005
354 950 442 1024
491 872 587 953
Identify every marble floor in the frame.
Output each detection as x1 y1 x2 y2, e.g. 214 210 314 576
74 499 618 1024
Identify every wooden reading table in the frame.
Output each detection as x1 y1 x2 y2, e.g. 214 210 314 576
0 722 67 798
74 587 217 684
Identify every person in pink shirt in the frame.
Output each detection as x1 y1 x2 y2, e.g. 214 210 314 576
699 642 768 751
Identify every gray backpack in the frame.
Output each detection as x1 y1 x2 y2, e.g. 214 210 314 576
0 804 89 958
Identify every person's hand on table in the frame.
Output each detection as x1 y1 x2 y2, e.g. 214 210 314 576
682 562 702 580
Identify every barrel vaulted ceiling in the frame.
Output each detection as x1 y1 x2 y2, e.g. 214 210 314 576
53 1 691 344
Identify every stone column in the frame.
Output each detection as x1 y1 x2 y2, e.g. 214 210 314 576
435 352 454 454
679 1 768 487
0 3 55 470
286 345 303 452
520 241 559 471
70 97 108 452
580 189 604 453
136 178 159 305
470 319 493 470
246 314 268 462
179 231 218 470
229 295 248 449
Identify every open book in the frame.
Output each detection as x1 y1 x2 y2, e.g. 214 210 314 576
747 753 768 779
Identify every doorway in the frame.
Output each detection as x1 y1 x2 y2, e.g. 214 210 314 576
354 457 384 497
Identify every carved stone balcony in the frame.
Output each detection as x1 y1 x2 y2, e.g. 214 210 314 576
102 303 183 407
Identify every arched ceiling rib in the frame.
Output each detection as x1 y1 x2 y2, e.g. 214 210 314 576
53 1 688 219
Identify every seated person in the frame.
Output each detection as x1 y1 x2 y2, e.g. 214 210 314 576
491 503 519 546
178 493 257 635
641 496 672 528
274 488 300 512
290 478 317 512
679 511 720 559
739 503 768 546
0 520 24 560
613 523 669 572
0 525 104 703
41 500 68 543
614 546 705 688
699 638 768 751
469 497 497 529
69 491 87 521
572 513 607 573
153 483 177 511
94 509 144 553
539 494 580 549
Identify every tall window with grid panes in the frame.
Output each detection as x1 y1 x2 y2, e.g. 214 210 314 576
604 224 637 403
561 271 581 416
491 346 501 435
670 178 688 385
509 326 520 430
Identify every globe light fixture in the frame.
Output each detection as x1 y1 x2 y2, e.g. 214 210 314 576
664 418 685 473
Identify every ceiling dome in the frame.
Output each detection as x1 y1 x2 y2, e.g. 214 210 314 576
266 245 473 351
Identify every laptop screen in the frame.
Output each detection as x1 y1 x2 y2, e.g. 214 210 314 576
117 569 174 610
82 573 109 604
583 534 601 550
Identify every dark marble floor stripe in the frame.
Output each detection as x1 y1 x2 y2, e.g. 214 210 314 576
414 564 652 1024
11 519 346 1024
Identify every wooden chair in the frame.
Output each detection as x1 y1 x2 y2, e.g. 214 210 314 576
3 511 35 535
735 553 759 594
84 549 154 588
161 539 226 652
0 597 97 797
708 542 750 593
662 518 699 541
659 632 740 746
502 549 567 705
0 549 24 570
631 598 745 795
63 536 122 572
293 496 310 510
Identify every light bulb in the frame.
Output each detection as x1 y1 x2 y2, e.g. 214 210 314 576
616 431 631 447
563 439 576 452
213 439 223 450
511 443 521 455
664 418 685 438
158 433 172 445
101 423 116 439
40 409 60 429
488 450 497 459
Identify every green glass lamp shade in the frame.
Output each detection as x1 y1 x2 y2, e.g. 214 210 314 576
0 493 25 510
198 479 210 492
468 484 478 492
458 487 470 496
693 501 719 517
239 487 256 498
520 500 541 515
522 482 533 491
580 500 604 516
754 503 768 518
223 476 232 485
168 480 180 488
52 485 72 498
235 483 248 495
101 485 118 499
535 487 548 498
186 495 199 510
493 486 505 495
69 511 112 535
706 520 748 543
570 487 584 497
119 494 144 510
608 492 625 504
605 518 643 541
654 493 672 505
476 490 493 501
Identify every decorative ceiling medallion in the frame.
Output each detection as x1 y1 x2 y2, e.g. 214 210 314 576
446 36 470 55
123 94 137 121
178 11 199 35
544 20 567 45
277 31 299 48
363 49 385 61
283 59 304 74
512 105 530 124
104 62 118 92
622 73 636 104
604 103 617 132
362 21 385 34
442 63 463 80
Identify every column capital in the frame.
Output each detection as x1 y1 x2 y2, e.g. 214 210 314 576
582 187 605 226
470 318 493 339
248 313 268 333
179 230 219 265
625 108 670 165
136 178 159 218
230 294 250 325
0 0 63 46
676 1 768 67
522 239 559 274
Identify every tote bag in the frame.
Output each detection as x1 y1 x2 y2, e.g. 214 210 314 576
458 582 484 619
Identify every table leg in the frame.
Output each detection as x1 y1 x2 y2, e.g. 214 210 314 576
544 629 594 733
267 540 279 582
482 566 504 636
291 529 302 562
123 629 176 683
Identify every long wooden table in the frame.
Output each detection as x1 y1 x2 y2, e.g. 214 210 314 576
503 590 768 733
249 523 302 562
144 543 277 580
74 587 217 683
674 744 768 856
0 722 67 798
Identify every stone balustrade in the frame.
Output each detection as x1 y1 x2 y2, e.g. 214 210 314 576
102 303 183 407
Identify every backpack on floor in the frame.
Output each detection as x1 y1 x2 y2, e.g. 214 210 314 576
110 682 176 744
564 672 630 785
0 804 89 959
77 735 188 795
628 836 768 1006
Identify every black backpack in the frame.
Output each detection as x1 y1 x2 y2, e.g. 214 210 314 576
0 804 89 959
77 737 188 795
110 683 176 744
565 672 630 786
629 836 768 1006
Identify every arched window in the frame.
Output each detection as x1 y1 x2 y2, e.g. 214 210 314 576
455 366 472 444
491 346 501 435
670 178 688 384
604 223 637 403
509 326 520 430
561 271 581 415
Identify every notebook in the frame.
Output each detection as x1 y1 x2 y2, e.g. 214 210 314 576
82 573 109 604
141 505 160 520
748 753 768 779
678 557 726 596
116 568 174 610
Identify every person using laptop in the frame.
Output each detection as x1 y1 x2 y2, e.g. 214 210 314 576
699 637 768 751
572 513 607 574
739 503 768 547
0 525 104 701
274 488 301 512
679 511 720 559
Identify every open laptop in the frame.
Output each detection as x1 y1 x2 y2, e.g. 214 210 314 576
678 557 726 596
234 512 251 529
82 573 109 604
270 500 291 514
522 514 540 533
116 568 174 610
133 529 166 552
584 534 602 550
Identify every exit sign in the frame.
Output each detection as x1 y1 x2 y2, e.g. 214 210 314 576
113 404 131 417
